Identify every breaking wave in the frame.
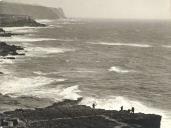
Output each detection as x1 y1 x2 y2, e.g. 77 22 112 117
0 75 169 128
33 70 96 76
0 75 80 102
89 42 152 48
0 36 57 42
33 85 81 101
0 58 14 65
0 76 56 96
25 47 75 57
162 45 171 48
3 26 54 33
35 19 55 24
109 66 135 73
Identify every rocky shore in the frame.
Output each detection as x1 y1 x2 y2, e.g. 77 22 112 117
0 42 24 57
1 98 161 128
0 14 45 27
0 7 162 128
0 28 22 37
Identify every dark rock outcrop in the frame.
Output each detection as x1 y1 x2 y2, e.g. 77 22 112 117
0 28 5 33
0 1 66 19
4 98 162 128
0 42 24 56
0 14 45 27
0 28 22 37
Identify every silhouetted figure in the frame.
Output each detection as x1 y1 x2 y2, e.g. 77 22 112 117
128 109 131 113
92 103 96 109
120 106 123 111
131 107 135 114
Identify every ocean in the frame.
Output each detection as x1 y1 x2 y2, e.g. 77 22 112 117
0 19 171 128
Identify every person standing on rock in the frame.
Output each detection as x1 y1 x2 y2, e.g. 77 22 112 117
92 103 96 109
120 106 123 111
131 107 135 114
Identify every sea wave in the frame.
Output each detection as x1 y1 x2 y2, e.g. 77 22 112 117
35 19 55 24
3 27 37 34
0 58 14 64
25 47 75 57
3 26 54 33
89 42 152 48
162 45 171 48
109 66 135 73
33 85 81 101
0 76 56 96
0 36 57 42
0 75 80 102
33 70 96 76
0 74 169 128
55 18 85 25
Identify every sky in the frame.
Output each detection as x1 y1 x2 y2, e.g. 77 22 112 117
3 0 171 19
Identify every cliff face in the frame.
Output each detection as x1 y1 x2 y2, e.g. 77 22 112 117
0 1 65 19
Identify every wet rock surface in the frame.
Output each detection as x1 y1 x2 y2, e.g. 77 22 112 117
3 98 161 128
0 42 24 56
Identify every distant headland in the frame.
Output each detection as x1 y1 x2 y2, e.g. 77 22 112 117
0 1 66 19
0 1 66 27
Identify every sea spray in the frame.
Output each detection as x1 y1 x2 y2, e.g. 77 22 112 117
88 42 152 48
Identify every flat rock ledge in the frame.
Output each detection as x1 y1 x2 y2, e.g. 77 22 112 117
2 98 161 128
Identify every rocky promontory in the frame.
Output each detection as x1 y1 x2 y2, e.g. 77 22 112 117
0 28 22 37
0 14 45 27
3 98 161 128
0 42 24 56
0 1 66 19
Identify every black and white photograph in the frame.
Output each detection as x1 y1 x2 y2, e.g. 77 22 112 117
0 0 170 128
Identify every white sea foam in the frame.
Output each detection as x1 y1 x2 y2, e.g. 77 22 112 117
33 85 81 101
109 66 134 73
0 58 14 64
0 75 80 102
55 38 76 42
35 19 55 24
55 18 84 25
33 70 96 76
3 26 54 33
0 76 56 96
162 45 171 48
0 74 169 127
25 47 75 57
3 27 37 33
89 42 151 48
0 36 57 42
80 96 170 128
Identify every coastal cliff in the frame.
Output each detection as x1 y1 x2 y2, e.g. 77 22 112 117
0 1 66 19
3 98 161 128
